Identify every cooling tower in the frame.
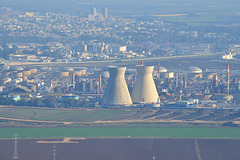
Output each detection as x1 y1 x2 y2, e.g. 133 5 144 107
103 66 132 106
132 65 159 104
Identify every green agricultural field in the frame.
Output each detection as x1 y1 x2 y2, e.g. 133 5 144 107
154 8 240 26
0 108 133 122
0 108 80 121
1 127 240 139
64 110 132 122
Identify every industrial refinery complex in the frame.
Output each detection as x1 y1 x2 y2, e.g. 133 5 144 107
0 56 239 110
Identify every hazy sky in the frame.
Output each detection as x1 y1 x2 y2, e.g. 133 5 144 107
1 0 240 15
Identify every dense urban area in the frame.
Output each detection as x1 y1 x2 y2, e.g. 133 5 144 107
0 7 240 109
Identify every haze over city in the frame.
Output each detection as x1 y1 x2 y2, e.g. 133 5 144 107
0 0 240 159
2 0 240 15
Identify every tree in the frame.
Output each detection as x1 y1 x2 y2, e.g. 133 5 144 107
0 96 13 105
28 98 41 107
62 99 83 108
42 97 56 108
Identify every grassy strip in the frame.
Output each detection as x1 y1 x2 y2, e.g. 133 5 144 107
1 127 240 139
0 108 133 122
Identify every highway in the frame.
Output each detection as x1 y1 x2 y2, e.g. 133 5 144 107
5 53 223 68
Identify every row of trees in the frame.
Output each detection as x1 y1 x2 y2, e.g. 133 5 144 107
0 96 95 108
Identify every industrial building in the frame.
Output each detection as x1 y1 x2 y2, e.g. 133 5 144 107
0 59 238 109
102 66 133 106
132 65 159 104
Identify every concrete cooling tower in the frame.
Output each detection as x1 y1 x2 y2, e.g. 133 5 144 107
103 66 133 106
132 65 159 104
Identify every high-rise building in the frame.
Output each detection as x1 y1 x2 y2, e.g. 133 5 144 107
88 14 95 21
97 13 104 22
92 7 97 17
88 7 108 22
102 7 108 19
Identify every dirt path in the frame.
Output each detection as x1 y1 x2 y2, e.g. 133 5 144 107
0 116 226 126
194 139 202 160
37 137 85 144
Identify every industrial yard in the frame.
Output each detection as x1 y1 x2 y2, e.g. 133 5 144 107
1 138 240 160
1 54 240 110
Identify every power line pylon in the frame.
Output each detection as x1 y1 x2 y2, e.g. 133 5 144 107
53 144 57 160
12 134 19 160
151 155 157 160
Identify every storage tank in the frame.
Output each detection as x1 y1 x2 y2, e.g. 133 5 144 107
168 72 175 78
3 77 11 85
159 66 168 73
184 66 202 74
60 72 69 77
23 70 31 76
160 73 169 79
80 69 87 75
14 72 23 78
94 70 110 78
206 73 217 80
0 86 5 93
73 71 82 77
131 65 159 104
214 94 233 101
29 68 37 74
61 67 74 72
10 66 24 71
4 72 11 76
103 66 132 106
188 73 202 79
154 66 168 74
159 72 174 79
74 67 87 75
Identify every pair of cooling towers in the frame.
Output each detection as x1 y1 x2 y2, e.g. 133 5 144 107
103 65 159 106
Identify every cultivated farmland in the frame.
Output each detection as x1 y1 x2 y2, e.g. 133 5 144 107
1 138 240 160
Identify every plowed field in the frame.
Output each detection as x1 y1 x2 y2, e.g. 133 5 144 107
1 138 240 160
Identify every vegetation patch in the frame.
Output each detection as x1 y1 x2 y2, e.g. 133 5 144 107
1 127 240 139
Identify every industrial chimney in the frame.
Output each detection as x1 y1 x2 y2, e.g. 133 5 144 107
227 64 230 95
103 66 133 106
131 65 159 104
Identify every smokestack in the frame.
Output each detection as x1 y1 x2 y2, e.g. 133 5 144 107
214 74 218 87
234 78 238 84
131 65 159 104
103 66 132 105
176 73 178 88
227 64 230 94
96 78 99 94
82 81 86 92
72 73 76 90
99 73 102 89
183 76 187 89
157 60 160 80
67 79 69 92
238 80 240 90
90 79 93 92
178 61 181 88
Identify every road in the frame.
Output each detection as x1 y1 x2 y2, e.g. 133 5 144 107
6 53 224 69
